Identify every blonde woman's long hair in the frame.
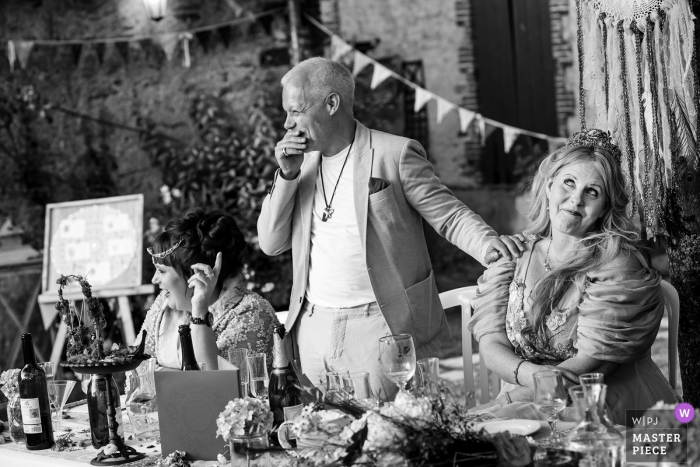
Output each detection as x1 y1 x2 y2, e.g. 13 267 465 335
523 145 640 339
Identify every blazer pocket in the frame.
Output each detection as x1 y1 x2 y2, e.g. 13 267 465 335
404 270 441 345
369 185 394 204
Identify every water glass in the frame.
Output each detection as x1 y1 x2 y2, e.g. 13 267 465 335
414 357 440 399
325 369 351 403
247 353 269 401
38 362 55 381
228 348 250 396
378 334 416 393
579 373 604 385
343 371 377 407
534 370 567 445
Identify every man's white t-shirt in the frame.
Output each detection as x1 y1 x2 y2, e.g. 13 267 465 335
305 144 376 308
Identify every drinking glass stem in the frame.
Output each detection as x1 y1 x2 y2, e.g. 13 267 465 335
548 415 558 440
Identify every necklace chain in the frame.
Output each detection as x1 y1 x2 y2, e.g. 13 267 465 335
319 140 354 222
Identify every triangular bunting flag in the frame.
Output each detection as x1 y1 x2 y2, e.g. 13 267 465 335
436 98 456 124
414 87 433 113
180 32 193 68
95 43 106 64
70 44 83 67
370 63 394 89
157 33 179 62
503 125 520 153
331 35 354 62
477 115 486 146
195 30 212 54
217 26 231 48
7 41 16 72
546 137 566 151
15 41 34 69
458 107 476 133
352 51 373 77
115 41 129 65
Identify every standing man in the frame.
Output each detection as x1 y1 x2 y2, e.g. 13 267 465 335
258 57 520 399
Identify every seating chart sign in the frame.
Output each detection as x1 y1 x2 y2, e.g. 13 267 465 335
42 195 144 293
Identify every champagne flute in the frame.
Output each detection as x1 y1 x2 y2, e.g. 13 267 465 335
47 380 76 431
578 373 604 385
415 357 440 399
378 334 416 394
247 353 269 402
534 370 568 445
228 348 250 397
343 372 377 408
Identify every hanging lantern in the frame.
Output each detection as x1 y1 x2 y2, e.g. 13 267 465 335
143 0 168 21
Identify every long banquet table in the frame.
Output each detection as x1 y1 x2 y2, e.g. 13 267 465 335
1 397 639 467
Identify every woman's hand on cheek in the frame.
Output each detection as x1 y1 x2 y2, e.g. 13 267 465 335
188 252 223 316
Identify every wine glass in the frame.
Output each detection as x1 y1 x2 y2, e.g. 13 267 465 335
378 334 416 393
533 370 568 445
325 369 351 403
578 373 604 386
48 380 76 431
247 353 269 401
228 348 250 397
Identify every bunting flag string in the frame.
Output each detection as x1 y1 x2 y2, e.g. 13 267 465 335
303 12 567 147
2 7 283 72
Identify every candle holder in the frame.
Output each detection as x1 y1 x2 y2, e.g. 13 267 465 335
63 358 150 466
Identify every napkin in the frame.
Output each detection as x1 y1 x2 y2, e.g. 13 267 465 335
368 177 389 194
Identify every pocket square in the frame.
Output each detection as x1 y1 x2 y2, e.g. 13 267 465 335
368 177 390 194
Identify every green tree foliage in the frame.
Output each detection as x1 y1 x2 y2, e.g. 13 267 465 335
141 77 293 309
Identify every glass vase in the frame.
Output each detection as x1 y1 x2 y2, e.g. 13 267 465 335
566 383 623 466
6 393 26 444
125 365 159 441
229 433 270 467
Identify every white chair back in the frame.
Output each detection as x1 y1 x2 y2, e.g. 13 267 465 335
660 280 679 391
439 285 500 408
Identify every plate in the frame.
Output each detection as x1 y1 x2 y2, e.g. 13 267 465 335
473 419 541 436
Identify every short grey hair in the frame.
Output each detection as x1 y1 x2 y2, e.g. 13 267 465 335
281 57 355 114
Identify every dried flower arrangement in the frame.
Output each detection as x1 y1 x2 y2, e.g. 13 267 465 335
56 274 148 366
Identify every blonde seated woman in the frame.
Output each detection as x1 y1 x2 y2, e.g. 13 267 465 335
135 208 279 371
468 130 678 427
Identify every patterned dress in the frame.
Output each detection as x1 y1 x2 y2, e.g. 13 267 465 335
468 239 678 425
136 276 280 370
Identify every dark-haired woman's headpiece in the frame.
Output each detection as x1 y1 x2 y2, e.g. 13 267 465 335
565 129 623 163
147 238 183 259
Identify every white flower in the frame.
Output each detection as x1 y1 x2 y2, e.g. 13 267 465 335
102 443 119 456
261 282 275 293
160 185 172 205
216 397 273 441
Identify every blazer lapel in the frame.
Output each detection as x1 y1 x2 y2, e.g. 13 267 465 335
299 152 320 244
353 121 373 251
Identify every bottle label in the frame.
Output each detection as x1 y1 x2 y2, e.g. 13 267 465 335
20 397 42 433
272 334 289 369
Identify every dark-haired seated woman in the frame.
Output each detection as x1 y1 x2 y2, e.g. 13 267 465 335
136 208 279 371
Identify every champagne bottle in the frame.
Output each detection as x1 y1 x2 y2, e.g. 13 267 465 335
178 325 200 371
87 374 124 448
268 324 302 447
18 333 54 450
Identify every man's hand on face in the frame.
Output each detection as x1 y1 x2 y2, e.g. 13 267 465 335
484 234 526 264
275 130 307 180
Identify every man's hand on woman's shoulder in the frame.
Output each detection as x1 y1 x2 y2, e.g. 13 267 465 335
484 233 527 264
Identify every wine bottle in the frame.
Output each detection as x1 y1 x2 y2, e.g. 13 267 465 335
178 325 200 371
268 324 302 447
18 333 54 450
87 374 124 449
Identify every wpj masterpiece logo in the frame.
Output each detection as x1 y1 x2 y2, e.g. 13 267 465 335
625 405 691 465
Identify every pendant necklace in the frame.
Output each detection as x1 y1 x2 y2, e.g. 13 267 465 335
543 236 553 272
319 140 354 222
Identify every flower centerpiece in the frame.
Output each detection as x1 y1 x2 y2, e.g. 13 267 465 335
217 397 274 467
286 391 532 467
0 368 24 443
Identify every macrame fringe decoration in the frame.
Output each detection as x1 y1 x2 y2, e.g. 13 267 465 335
577 0 697 240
